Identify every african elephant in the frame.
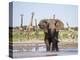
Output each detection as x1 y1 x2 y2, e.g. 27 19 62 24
38 19 64 52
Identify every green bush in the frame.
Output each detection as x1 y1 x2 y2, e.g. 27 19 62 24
9 30 78 42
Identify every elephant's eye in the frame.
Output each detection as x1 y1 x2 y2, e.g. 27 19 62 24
38 24 40 26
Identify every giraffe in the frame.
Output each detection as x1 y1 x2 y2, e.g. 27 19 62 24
28 12 34 31
19 14 24 32
27 12 34 40
19 14 24 41
35 19 39 39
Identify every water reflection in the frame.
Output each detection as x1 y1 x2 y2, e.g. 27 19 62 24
12 46 78 58
13 46 78 53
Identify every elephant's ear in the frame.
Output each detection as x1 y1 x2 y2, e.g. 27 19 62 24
41 19 49 29
55 20 64 31
39 19 49 33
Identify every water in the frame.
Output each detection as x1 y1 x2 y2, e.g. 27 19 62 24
12 46 78 58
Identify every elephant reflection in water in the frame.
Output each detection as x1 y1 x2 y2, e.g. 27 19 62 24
38 19 64 52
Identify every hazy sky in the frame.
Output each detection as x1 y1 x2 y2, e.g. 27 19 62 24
11 1 78 27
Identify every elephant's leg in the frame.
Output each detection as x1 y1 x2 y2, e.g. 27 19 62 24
44 33 51 51
49 40 51 51
45 40 51 51
52 39 59 51
55 40 59 51
55 31 59 51
52 41 56 51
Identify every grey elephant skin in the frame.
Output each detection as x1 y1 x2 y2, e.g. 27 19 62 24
38 19 64 52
